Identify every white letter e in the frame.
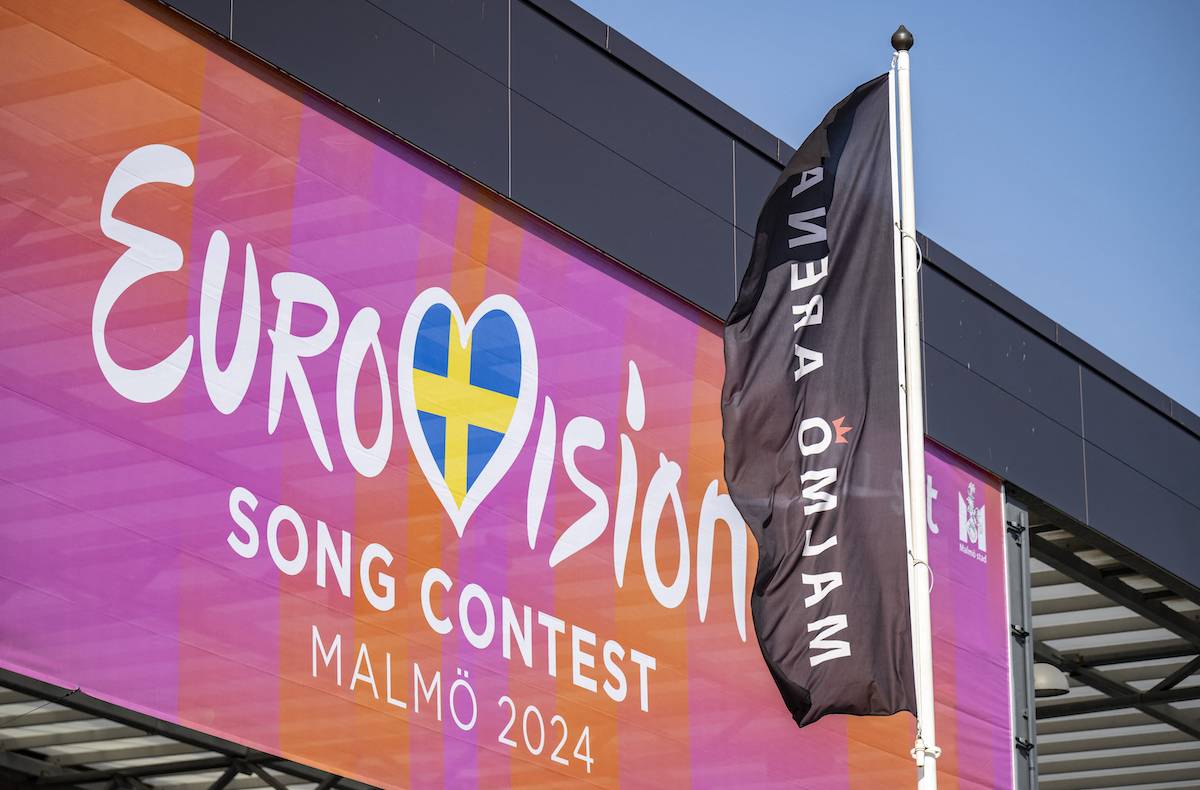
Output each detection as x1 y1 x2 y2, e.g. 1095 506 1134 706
94 144 195 403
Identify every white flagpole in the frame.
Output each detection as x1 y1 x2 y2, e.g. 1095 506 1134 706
892 24 940 789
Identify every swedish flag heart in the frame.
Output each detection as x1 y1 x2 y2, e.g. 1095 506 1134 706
398 288 538 535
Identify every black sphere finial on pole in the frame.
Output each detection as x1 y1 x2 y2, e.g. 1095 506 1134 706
891 24 914 52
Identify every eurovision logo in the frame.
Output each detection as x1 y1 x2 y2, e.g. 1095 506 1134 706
89 144 751 644
397 289 538 537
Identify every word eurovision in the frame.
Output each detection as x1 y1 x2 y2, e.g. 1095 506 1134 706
92 145 752 645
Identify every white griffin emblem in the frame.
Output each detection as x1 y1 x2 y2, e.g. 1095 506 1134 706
958 482 986 551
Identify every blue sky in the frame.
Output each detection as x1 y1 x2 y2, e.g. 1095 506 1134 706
575 0 1200 415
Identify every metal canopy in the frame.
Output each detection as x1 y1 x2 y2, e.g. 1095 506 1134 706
1025 498 1200 790
0 670 377 790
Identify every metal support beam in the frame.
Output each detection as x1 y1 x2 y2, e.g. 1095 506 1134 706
0 706 92 729
34 756 269 786
0 750 72 782
266 763 351 787
1152 655 1200 692
1029 534 1200 648
0 724 141 751
0 669 362 790
0 752 91 790
1038 684 1200 718
1005 495 1038 790
248 764 291 790
48 741 203 768
1074 642 1197 668
206 765 240 790
35 753 250 782
1035 641 1200 740
0 670 253 760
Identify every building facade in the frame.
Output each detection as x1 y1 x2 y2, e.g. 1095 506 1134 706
1 1 1197 788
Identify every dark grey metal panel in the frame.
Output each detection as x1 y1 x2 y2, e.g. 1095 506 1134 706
923 216 1183 448
1173 399 1200 436
1082 369 1200 509
921 237 1200 442
922 266 1083 433
734 228 753 293
161 0 230 37
521 0 606 47
734 141 779 235
1084 442 1200 589
603 29 781 163
925 344 1087 521
924 239 1058 342
512 2 733 222
232 0 508 194
520 0 783 163
511 93 734 315
369 0 508 81
1060 327 1174 415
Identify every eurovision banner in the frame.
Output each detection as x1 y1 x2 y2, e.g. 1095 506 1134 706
0 1 1009 788
722 76 915 726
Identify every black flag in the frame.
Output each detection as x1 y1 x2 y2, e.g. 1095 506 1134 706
722 75 916 727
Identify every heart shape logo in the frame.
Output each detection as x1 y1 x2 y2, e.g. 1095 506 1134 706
397 287 538 536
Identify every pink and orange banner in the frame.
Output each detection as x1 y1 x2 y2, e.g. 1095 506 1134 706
926 442 1014 789
0 1 1010 787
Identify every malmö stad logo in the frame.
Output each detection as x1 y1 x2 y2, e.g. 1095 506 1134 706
958 482 987 563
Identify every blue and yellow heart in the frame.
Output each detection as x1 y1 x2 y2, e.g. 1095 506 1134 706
411 304 521 507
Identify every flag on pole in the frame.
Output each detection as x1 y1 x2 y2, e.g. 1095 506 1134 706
722 75 916 727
